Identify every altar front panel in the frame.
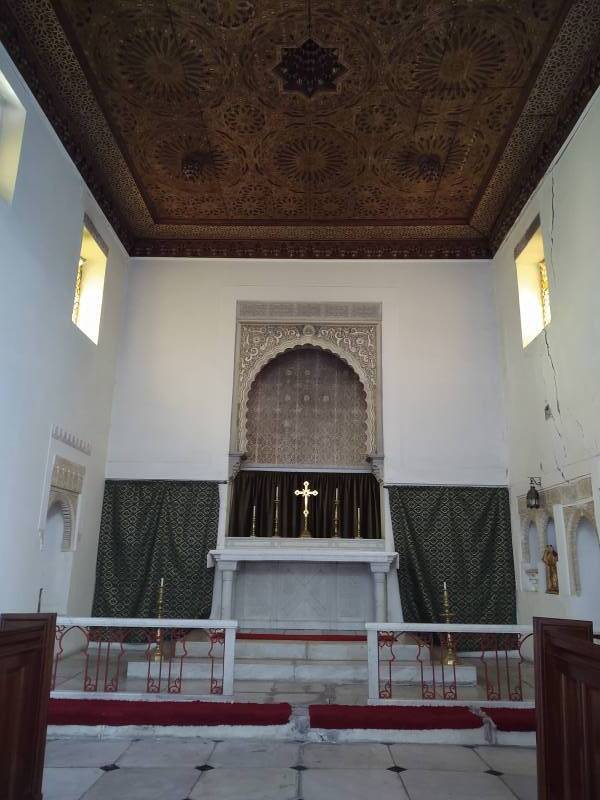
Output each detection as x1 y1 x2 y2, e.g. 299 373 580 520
233 561 374 630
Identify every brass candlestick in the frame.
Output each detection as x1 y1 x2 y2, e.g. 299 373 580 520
354 506 362 539
154 577 165 662
441 581 457 667
273 486 280 537
250 504 257 537
333 487 340 538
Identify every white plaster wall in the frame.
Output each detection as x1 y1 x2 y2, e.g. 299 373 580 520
0 45 128 614
107 258 507 487
493 86 600 624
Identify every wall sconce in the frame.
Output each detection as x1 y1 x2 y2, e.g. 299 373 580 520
526 477 542 509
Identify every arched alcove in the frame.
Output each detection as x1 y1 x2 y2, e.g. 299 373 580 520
571 518 600 628
546 517 557 550
527 521 539 564
245 346 368 466
40 499 74 614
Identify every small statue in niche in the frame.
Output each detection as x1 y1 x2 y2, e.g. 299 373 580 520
542 544 559 594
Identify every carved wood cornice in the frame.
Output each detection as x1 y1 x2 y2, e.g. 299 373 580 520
131 238 492 260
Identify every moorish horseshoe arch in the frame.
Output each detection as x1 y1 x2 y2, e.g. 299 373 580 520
239 336 376 458
519 509 551 564
236 318 380 461
564 501 599 594
46 489 76 551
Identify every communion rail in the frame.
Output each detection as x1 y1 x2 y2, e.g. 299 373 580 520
51 617 237 697
366 623 534 705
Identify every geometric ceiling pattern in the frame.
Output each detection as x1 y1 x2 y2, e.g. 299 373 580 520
1 1 600 258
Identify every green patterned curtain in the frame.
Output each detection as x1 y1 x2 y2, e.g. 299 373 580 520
92 480 219 619
387 486 516 625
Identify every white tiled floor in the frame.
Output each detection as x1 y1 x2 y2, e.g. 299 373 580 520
43 738 538 800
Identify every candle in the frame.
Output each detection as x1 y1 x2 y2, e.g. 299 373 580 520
357 507 361 524
335 487 339 502
160 577 164 588
443 581 447 592
276 485 279 501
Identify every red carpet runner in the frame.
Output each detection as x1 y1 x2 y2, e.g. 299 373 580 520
48 699 292 727
481 707 536 732
310 704 483 730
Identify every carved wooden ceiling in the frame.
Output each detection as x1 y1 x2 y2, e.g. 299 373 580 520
1 1 600 258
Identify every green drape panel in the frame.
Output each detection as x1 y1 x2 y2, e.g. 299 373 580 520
92 480 219 619
228 471 381 538
387 486 516 625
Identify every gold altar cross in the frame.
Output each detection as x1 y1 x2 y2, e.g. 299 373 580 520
294 480 318 538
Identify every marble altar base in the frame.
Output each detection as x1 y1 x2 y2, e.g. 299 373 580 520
208 538 398 630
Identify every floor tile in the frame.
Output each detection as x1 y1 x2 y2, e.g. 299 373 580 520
45 739 132 767
117 738 215 767
401 769 516 799
189 767 297 800
302 742 394 769
80 767 199 799
208 740 300 768
475 746 537 776
302 768 409 800
390 744 487 772
42 768 103 800
502 773 538 800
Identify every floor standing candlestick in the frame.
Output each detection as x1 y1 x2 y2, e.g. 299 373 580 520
441 580 457 667
154 577 165 662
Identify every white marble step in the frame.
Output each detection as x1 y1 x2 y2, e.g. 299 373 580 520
127 657 477 685
178 639 419 661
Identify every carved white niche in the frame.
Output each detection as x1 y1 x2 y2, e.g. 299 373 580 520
517 476 598 595
38 426 89 551
235 316 381 461
46 456 86 551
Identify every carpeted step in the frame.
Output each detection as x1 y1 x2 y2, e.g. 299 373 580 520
481 706 536 732
309 703 484 730
48 698 292 727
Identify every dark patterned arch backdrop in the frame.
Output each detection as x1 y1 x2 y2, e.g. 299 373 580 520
246 347 368 467
92 480 219 619
387 486 516 626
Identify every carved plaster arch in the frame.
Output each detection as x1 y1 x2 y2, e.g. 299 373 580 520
564 501 598 594
519 509 550 563
239 336 376 458
46 488 77 551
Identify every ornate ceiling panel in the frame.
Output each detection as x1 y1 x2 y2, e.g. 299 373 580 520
1 0 599 258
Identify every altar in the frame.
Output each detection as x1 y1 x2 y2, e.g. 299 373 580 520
209 537 398 630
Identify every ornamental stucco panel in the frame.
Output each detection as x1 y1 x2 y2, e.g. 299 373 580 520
237 320 379 460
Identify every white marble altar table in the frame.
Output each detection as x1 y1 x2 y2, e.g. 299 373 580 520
208 538 398 629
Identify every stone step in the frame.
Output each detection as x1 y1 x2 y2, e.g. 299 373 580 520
127 657 477 685
177 639 418 661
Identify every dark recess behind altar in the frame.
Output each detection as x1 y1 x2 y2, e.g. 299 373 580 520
228 471 381 539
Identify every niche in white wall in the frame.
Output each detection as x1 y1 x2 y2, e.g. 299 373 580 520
0 67 26 204
40 500 73 614
571 518 600 630
522 521 541 592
